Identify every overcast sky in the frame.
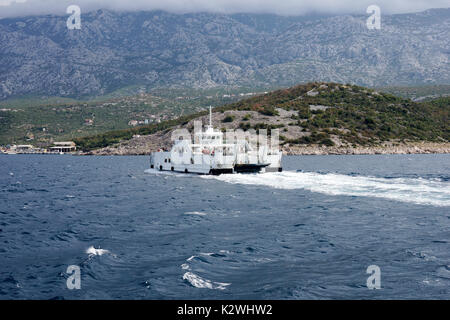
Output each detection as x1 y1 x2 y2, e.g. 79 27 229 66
0 0 448 18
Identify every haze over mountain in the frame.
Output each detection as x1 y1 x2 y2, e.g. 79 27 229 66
0 8 449 100
1 0 447 17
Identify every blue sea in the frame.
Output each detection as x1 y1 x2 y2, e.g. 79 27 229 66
0 154 449 299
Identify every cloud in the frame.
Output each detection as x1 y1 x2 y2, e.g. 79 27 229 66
0 0 448 18
0 0 26 6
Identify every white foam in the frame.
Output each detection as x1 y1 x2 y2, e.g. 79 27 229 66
181 263 190 270
144 168 185 177
144 168 161 174
203 171 450 207
183 272 230 290
422 278 443 287
86 246 109 256
184 211 207 216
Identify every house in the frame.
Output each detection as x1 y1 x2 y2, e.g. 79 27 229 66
15 145 34 152
49 142 76 153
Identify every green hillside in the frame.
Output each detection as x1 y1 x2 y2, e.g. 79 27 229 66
0 86 270 146
73 82 449 151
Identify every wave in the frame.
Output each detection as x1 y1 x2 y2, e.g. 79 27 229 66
184 211 207 216
144 169 186 177
183 272 230 290
182 252 231 290
203 171 450 207
86 246 110 257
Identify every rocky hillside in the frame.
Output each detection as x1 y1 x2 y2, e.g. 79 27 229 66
74 82 450 155
0 8 449 100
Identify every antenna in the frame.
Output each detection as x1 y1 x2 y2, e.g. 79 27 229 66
209 105 212 127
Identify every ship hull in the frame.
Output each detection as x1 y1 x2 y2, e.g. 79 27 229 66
150 162 281 175
234 163 269 173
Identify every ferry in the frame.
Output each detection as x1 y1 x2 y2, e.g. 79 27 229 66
150 107 282 175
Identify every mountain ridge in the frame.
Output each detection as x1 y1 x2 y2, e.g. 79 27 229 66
0 8 449 100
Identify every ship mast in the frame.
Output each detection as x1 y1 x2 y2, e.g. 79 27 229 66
209 105 212 127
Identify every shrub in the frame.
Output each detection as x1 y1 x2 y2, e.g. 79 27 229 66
298 107 311 119
222 115 234 123
259 106 279 116
320 138 335 146
239 122 251 131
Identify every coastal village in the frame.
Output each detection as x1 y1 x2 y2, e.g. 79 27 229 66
0 141 77 154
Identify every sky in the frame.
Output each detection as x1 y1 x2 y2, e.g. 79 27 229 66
0 0 448 18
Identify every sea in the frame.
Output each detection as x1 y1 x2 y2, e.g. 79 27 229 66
0 154 449 299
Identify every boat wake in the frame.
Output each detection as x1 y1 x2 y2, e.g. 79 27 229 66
144 168 176 175
203 171 450 207
144 168 189 177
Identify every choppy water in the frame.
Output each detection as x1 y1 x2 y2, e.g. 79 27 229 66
0 154 449 299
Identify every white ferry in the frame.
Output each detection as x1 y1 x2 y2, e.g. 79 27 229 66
150 107 282 175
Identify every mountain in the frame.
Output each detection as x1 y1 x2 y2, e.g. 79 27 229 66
73 82 450 155
0 8 449 100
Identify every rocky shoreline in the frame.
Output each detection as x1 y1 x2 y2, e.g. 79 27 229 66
283 142 450 155
83 140 450 156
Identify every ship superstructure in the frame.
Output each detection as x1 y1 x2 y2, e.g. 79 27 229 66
150 107 282 175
